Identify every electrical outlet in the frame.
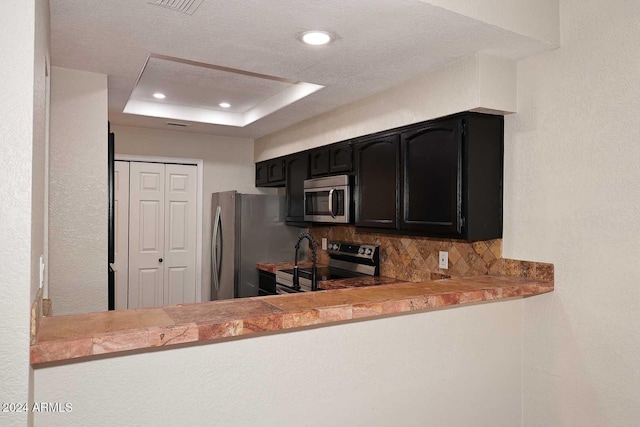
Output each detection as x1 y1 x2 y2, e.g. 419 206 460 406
321 238 328 250
438 251 448 269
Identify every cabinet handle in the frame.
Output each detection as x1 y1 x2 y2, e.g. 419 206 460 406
158 258 163 263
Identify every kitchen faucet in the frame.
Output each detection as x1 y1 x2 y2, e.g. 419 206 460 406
293 232 318 291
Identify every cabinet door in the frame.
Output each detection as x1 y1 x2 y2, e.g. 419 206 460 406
400 118 462 236
285 153 309 223
255 161 268 186
309 148 330 177
329 144 353 173
354 135 400 229
267 158 285 184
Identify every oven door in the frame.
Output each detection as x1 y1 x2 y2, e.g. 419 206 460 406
304 185 350 223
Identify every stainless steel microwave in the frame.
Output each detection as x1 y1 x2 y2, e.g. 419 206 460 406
303 175 351 224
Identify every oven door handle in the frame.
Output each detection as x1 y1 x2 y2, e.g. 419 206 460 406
276 284 298 295
328 188 335 218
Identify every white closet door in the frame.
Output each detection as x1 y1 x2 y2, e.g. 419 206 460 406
114 161 129 310
128 162 165 309
164 164 197 305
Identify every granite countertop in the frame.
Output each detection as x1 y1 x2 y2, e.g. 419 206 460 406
31 274 553 366
255 261 322 274
318 276 402 290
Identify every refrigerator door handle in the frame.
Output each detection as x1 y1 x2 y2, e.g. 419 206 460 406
211 206 222 292
217 210 223 289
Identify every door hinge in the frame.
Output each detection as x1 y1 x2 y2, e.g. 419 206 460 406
460 216 466 228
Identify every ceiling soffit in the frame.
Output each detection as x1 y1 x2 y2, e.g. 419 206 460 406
124 54 324 127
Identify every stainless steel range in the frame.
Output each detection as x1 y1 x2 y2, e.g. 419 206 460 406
275 242 380 294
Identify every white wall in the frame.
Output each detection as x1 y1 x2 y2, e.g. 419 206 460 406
255 53 516 161
249 2 640 424
31 0 50 304
422 0 560 45
112 125 268 301
502 1 640 425
0 0 49 426
34 299 524 427
27 2 640 425
49 67 108 315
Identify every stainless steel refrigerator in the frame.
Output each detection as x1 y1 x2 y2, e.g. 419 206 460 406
211 191 305 300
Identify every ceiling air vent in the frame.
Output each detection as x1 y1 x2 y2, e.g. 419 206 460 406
167 122 189 127
147 0 204 15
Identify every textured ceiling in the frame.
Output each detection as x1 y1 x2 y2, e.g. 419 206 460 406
50 0 552 138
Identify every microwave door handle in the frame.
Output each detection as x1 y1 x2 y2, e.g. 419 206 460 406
328 188 336 218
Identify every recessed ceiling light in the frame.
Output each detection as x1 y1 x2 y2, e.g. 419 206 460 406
219 102 231 108
153 92 166 99
299 31 334 46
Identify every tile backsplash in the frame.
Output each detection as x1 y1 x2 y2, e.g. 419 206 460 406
308 226 503 282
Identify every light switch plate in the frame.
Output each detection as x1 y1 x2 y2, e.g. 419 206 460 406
321 238 328 250
438 251 448 269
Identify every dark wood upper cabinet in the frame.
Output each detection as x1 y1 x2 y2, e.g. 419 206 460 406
285 153 310 223
267 158 285 184
309 148 330 177
354 134 400 229
354 112 502 240
460 113 503 241
400 113 503 240
400 118 463 236
256 112 503 240
255 158 286 187
329 144 353 173
255 161 268 186
310 143 353 177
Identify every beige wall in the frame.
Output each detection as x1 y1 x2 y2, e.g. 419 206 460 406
262 0 640 424
504 0 640 425
0 0 49 426
112 125 270 301
422 0 560 45
23 1 640 425
250 2 640 424
254 53 516 161
49 67 108 315
34 299 524 426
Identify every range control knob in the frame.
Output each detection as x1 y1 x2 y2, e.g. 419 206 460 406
365 248 373 255
358 247 365 254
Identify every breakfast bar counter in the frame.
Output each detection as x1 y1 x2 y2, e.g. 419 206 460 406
31 269 553 366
